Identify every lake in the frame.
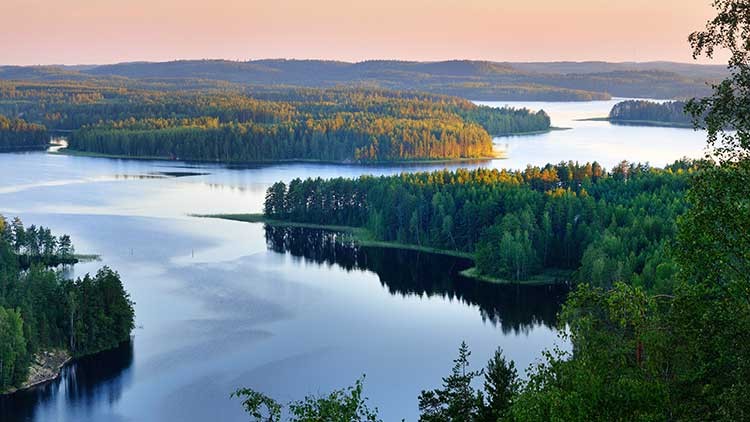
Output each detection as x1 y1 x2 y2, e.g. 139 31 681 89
479 98 708 169
0 99 706 421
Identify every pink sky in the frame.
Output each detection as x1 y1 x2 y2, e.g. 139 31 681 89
0 0 723 65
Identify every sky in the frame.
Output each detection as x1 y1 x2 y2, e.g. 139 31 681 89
0 0 724 65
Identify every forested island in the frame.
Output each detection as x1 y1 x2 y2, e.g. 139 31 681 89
0 82 550 162
602 100 694 127
0 115 48 151
0 217 134 393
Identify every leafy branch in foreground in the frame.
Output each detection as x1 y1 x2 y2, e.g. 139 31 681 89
232 376 381 422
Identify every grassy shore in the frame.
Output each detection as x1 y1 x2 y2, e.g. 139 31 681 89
459 267 570 286
195 213 474 259
195 213 570 286
74 253 102 262
50 148 503 165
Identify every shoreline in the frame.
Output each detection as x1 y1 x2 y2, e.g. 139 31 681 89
194 213 473 259
576 117 695 128
0 144 51 153
50 148 505 166
493 126 571 138
195 213 568 286
459 267 570 286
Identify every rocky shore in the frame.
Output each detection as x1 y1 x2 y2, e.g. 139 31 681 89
1 349 71 394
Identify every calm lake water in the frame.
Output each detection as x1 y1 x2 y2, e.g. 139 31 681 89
0 99 706 421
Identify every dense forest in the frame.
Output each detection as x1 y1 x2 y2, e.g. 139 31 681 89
263 160 690 291
608 100 693 127
0 115 48 151
240 3 750 420
0 217 134 392
60 91 548 162
0 59 721 101
0 82 549 162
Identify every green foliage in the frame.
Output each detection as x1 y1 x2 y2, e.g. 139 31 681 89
687 0 750 163
680 0 750 284
232 377 381 422
509 4 750 420
0 114 48 151
482 349 518 422
665 279 750 420
64 267 135 356
476 216 539 282
459 106 551 135
1 217 77 267
419 341 483 422
676 161 750 283
418 343 519 422
608 100 693 125
511 284 670 421
231 388 282 422
0 307 27 389
510 279 750 421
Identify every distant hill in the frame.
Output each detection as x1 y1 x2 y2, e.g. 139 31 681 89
508 61 728 79
0 59 724 101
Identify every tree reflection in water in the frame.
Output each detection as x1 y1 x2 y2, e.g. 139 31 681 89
265 226 567 334
0 340 134 422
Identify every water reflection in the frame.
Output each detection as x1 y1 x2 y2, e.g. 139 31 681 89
0 341 134 422
265 226 567 334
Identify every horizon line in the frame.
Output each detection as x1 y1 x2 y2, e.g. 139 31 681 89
1 57 727 68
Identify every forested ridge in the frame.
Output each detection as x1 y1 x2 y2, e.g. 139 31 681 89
0 217 134 393
0 59 721 101
264 160 691 290
0 82 550 162
0 115 48 151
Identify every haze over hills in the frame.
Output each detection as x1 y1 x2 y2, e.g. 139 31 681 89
0 59 724 101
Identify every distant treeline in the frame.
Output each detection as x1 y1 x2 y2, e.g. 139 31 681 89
0 115 48 151
0 216 134 392
608 100 693 126
10 85 551 162
264 160 694 291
